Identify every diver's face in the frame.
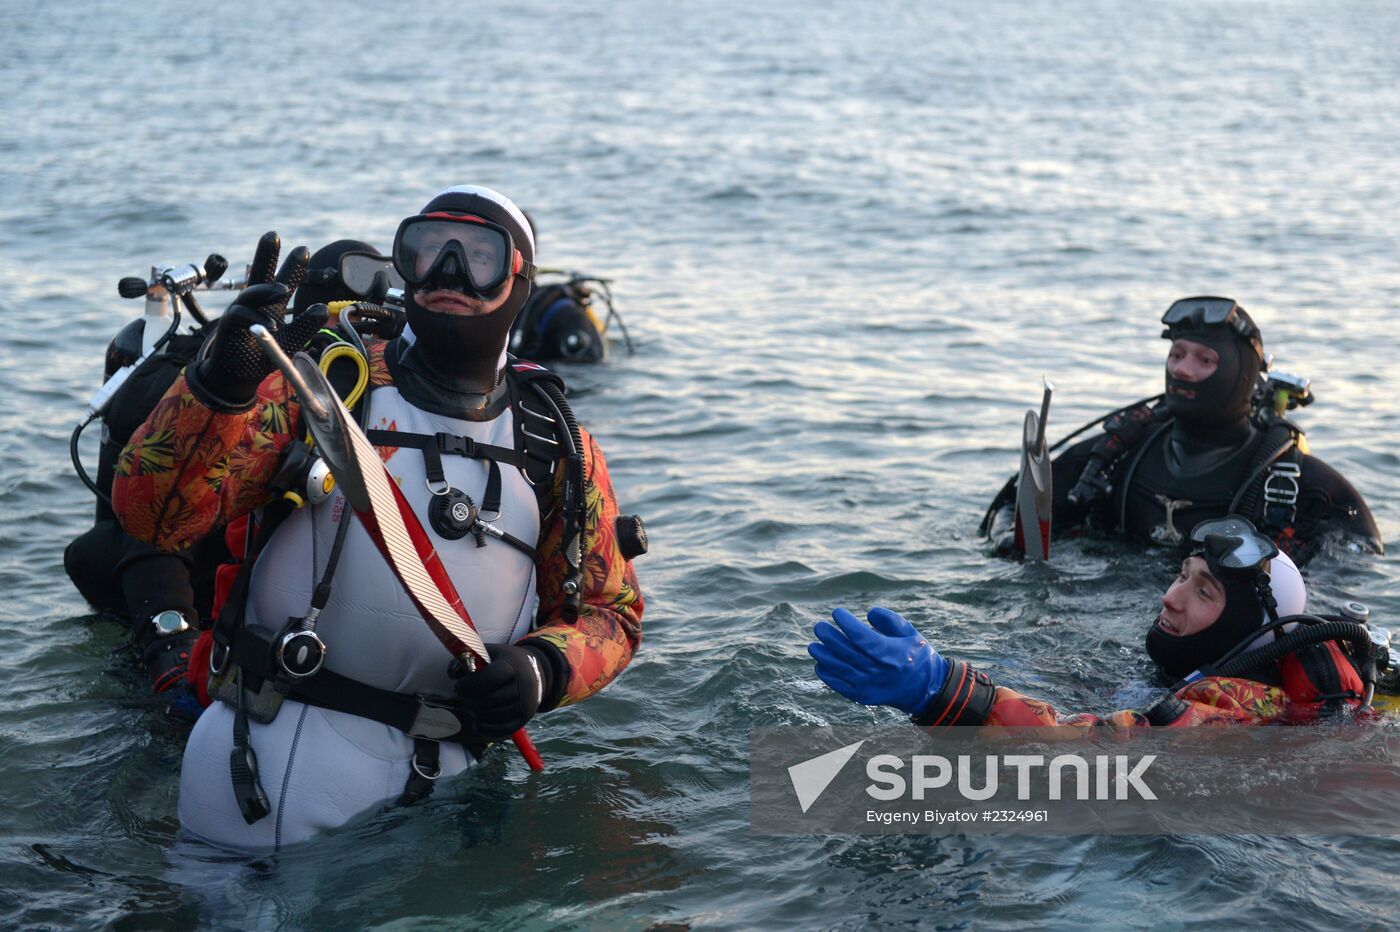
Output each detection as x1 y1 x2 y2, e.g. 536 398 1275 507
1166 338 1220 385
1157 556 1226 636
416 276 514 317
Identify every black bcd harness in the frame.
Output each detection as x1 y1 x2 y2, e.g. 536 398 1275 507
1112 413 1304 541
981 403 1306 545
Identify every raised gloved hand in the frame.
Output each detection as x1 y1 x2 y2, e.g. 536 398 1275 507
452 642 556 740
809 607 950 714
187 232 326 410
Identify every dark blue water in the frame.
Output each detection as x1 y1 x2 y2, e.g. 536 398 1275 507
2 0 1398 927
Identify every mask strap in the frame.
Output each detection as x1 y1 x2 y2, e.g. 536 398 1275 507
1254 571 1279 624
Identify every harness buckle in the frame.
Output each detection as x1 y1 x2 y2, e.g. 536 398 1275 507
1263 461 1301 506
210 641 230 676
407 699 464 740
436 432 475 458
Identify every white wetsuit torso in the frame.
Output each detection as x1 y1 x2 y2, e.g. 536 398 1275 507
179 386 541 852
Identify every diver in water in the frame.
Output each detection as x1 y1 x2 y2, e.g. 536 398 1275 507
983 297 1382 565
509 273 611 363
812 517 1376 727
64 240 388 720
506 214 615 364
114 185 645 851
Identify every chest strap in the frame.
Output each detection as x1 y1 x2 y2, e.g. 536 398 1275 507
365 428 537 558
366 429 526 506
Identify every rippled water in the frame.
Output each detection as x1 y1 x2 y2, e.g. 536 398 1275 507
3 0 1398 927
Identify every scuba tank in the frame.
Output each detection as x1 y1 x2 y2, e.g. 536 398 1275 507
509 271 633 363
73 254 232 503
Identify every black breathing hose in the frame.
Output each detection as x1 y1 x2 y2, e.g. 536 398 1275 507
1185 614 1377 710
70 414 111 510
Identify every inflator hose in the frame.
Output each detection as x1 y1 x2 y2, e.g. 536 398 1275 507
1205 620 1372 680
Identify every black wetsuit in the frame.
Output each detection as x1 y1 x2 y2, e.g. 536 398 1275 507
987 411 1382 566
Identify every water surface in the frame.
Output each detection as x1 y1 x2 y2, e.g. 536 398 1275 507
2 0 1398 927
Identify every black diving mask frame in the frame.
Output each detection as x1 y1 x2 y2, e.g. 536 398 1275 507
392 213 535 297
339 250 405 298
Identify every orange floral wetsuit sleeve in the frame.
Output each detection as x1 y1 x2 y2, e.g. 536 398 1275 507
981 677 1291 728
521 426 644 708
114 342 394 550
112 371 301 550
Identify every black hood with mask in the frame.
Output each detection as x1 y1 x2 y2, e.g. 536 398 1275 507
391 186 537 420
1162 304 1263 434
292 239 379 313
1146 540 1272 679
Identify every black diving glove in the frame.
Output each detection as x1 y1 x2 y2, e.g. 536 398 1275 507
142 629 202 724
452 642 563 739
187 234 325 411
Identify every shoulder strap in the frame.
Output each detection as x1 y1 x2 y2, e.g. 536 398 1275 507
1230 418 1302 533
506 360 587 620
1115 420 1173 534
507 360 573 491
209 498 296 664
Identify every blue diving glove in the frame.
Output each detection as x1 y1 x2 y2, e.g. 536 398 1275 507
808 607 950 714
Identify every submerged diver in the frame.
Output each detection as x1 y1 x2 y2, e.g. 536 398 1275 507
65 239 383 720
114 185 644 851
812 517 1375 727
510 273 613 363
503 210 612 364
983 297 1382 565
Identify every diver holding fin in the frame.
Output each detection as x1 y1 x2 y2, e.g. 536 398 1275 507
982 297 1381 566
113 185 645 851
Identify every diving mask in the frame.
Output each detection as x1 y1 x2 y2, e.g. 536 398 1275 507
392 213 535 297
1188 516 1279 577
1161 296 1262 358
337 250 405 298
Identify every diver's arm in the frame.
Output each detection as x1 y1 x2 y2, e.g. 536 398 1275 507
949 674 1291 727
518 426 644 710
1286 454 1384 558
113 275 327 552
112 370 300 552
810 608 1295 727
